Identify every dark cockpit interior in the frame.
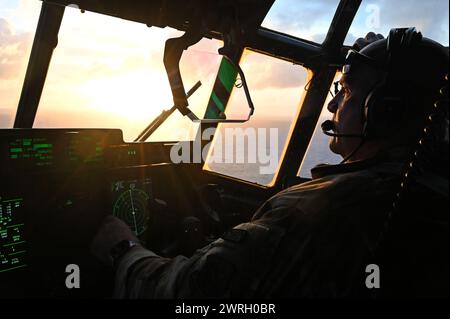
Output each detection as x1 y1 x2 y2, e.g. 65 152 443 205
1 128 263 297
0 0 448 298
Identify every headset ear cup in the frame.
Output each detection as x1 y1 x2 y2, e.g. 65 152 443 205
364 27 421 139
365 85 405 138
388 28 403 54
364 88 382 138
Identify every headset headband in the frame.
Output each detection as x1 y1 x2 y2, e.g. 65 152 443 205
342 27 422 76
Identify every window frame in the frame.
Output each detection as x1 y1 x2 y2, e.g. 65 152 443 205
14 0 362 191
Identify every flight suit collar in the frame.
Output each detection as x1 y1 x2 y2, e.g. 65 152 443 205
310 147 409 180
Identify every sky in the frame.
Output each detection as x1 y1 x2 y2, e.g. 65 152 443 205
0 0 449 142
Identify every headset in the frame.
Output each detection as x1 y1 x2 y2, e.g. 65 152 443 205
363 27 423 138
322 27 423 140
320 27 426 164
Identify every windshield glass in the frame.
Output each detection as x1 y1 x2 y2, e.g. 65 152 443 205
262 0 340 43
0 0 40 127
204 49 308 185
346 0 449 46
4 0 448 141
30 5 223 142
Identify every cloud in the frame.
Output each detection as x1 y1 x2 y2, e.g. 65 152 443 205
241 52 308 90
347 0 449 45
0 16 34 126
0 18 33 79
263 0 339 42
0 17 11 37
264 0 448 46
379 0 449 44
0 107 13 127
269 0 337 30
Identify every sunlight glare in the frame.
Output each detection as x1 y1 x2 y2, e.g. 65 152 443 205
81 69 173 122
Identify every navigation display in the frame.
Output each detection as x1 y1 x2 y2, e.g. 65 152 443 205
111 178 153 237
0 197 27 274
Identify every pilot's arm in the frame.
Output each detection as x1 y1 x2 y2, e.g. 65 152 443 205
91 171 379 299
91 209 287 298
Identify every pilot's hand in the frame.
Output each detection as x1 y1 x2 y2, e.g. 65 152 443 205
352 32 384 51
90 215 138 267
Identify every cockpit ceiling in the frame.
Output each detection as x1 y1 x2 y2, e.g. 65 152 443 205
42 0 275 39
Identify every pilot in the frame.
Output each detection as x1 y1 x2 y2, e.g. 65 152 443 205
91 28 448 298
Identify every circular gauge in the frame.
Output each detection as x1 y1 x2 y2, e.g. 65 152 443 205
113 188 150 236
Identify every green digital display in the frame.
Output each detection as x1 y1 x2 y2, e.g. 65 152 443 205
9 138 53 167
111 178 152 237
6 134 107 169
0 198 27 273
68 135 104 163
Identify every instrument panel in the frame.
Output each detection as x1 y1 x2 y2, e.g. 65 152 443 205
0 127 247 298
0 129 176 297
0 128 265 297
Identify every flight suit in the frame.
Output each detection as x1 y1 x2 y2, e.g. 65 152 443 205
113 148 448 298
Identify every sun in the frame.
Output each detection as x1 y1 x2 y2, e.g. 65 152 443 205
81 69 173 122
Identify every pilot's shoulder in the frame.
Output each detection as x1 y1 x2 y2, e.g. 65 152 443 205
266 168 389 217
286 168 381 197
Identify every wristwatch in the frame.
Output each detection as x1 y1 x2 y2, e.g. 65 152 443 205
110 239 140 267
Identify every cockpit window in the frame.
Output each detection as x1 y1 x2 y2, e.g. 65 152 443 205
346 0 449 46
262 0 340 43
298 73 342 178
33 6 222 142
0 0 40 128
204 50 308 186
147 39 224 142
34 6 174 141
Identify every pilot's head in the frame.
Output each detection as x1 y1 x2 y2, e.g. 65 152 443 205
327 28 448 161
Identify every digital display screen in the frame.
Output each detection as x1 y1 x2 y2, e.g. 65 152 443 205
111 178 153 237
67 134 104 164
0 129 124 175
9 138 53 167
0 198 27 273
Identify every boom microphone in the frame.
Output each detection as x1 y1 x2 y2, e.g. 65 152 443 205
321 120 364 138
321 120 335 133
